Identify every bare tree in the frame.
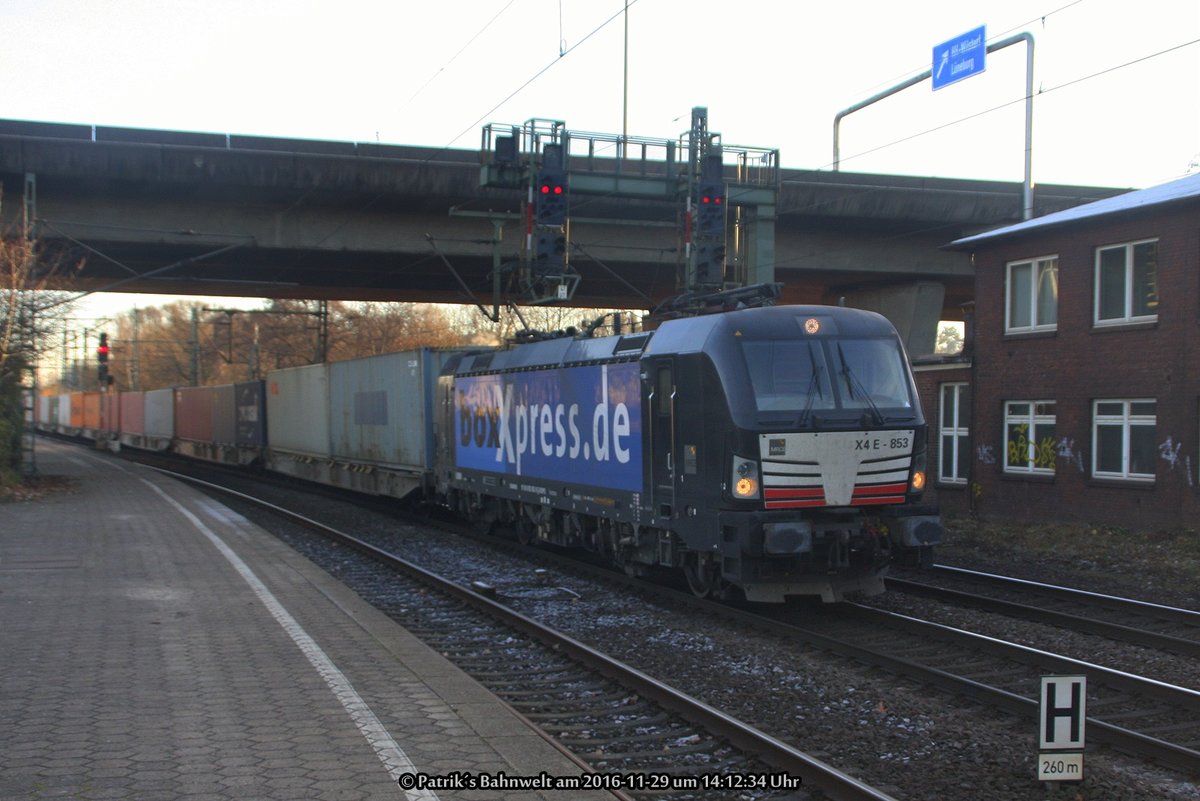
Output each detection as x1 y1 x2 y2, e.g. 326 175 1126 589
328 302 463 360
80 298 644 397
449 303 645 345
0 228 81 479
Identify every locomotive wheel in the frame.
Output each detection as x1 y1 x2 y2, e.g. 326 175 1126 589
515 516 535 547
683 558 722 599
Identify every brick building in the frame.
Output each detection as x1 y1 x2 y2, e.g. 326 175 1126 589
913 355 974 518
921 173 1200 530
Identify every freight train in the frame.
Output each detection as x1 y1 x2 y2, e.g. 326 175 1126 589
37 304 941 602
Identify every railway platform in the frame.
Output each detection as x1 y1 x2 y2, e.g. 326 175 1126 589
1 439 618 801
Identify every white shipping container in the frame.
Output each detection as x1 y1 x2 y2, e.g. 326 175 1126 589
144 388 176 439
56 393 71 428
266 363 330 457
328 350 448 469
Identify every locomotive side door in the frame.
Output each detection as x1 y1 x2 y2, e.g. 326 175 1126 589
649 360 676 519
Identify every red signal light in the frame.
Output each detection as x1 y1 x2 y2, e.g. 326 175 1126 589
97 345 109 355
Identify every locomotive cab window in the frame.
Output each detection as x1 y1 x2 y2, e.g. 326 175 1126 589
742 340 834 413
741 337 914 416
833 339 914 411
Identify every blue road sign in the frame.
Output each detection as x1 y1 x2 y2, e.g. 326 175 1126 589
932 25 987 91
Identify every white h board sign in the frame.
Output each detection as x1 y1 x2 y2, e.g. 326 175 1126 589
1038 675 1086 782
1039 675 1087 749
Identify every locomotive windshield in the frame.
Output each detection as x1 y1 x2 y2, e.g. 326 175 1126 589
742 337 914 416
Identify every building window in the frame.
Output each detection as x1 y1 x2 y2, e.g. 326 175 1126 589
1092 400 1156 481
1004 401 1057 474
1006 256 1058 332
939 383 970 483
1095 239 1158 325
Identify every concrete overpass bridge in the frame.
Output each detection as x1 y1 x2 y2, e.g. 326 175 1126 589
0 118 1121 351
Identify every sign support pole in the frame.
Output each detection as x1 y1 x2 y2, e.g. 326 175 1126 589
832 32 1036 220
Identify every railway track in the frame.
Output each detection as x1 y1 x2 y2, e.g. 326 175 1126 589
117 446 1200 793
153 462 897 801
806 604 1200 774
887 564 1200 660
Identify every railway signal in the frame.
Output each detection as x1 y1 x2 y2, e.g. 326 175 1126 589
531 142 569 281
696 154 725 237
535 231 567 267
535 143 568 227
97 333 113 389
693 242 726 286
689 151 727 288
536 175 567 226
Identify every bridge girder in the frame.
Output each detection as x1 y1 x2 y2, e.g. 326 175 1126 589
0 119 1123 321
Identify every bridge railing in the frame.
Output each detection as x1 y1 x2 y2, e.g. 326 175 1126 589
480 121 780 189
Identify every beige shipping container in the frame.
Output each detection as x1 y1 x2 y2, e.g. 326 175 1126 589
266 363 330 458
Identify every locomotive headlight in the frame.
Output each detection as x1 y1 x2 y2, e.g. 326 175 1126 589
732 456 760 499
910 470 926 491
909 450 928 495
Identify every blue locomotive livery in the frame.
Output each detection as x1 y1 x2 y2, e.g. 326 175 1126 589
39 303 941 603
454 362 642 491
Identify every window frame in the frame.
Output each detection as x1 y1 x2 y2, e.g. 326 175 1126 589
939 383 969 484
1093 238 1159 326
1005 255 1059 333
1003 400 1057 475
1091 399 1156 481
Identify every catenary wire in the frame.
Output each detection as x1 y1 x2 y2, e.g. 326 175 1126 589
400 0 520 110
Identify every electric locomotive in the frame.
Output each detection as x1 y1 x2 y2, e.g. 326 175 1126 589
437 303 941 603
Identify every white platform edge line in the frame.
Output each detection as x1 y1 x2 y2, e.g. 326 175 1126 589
138 475 437 801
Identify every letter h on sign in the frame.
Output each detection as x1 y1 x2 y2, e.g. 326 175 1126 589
1039 675 1086 750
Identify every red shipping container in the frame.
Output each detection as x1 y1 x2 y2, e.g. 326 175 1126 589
100 393 121 433
175 386 215 442
120 392 146 435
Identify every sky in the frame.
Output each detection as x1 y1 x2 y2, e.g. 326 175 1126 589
3 0 1197 328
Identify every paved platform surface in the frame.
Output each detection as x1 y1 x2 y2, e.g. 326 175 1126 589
1 439 618 801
